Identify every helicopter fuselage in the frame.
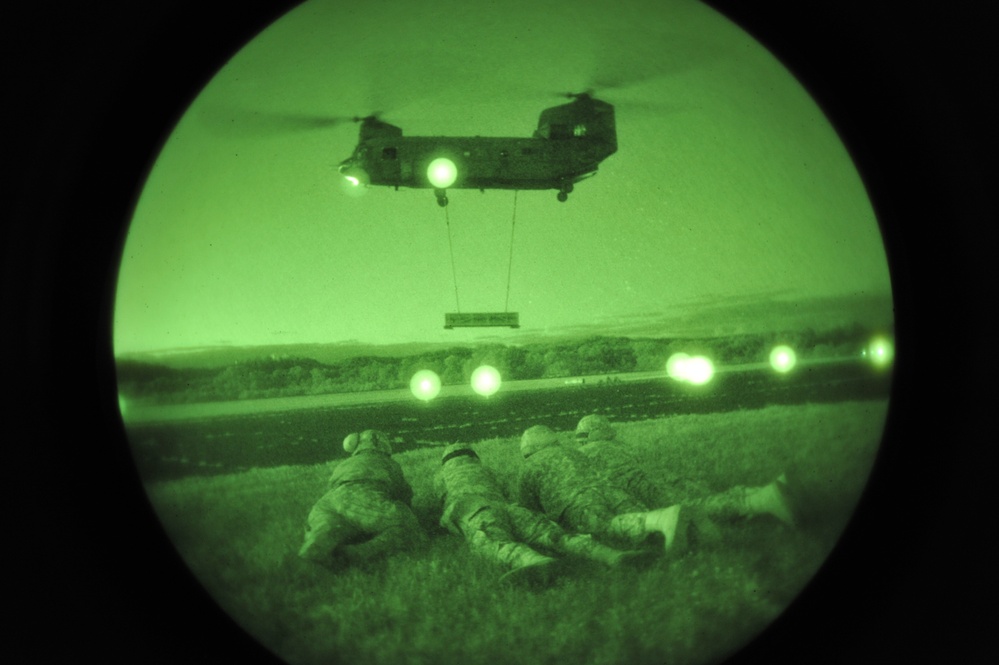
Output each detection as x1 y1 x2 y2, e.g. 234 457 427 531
340 135 613 190
337 94 617 204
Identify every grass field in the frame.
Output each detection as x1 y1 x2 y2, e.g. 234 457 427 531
144 399 888 665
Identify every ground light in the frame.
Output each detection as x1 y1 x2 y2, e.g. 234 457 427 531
427 158 458 189
410 370 442 402
470 365 501 397
769 345 797 373
865 335 895 369
666 353 689 381
666 353 715 385
683 356 715 385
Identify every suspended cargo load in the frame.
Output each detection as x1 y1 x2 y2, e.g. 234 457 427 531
444 312 520 329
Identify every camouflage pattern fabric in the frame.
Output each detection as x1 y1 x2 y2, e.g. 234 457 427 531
435 456 566 557
579 438 664 507
517 444 648 529
299 449 422 565
328 448 414 505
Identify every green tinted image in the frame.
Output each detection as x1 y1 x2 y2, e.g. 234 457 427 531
114 1 894 663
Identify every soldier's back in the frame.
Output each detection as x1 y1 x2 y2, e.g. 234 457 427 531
520 445 606 517
330 449 411 502
439 461 506 504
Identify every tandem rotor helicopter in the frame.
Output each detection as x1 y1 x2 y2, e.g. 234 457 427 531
336 91 617 207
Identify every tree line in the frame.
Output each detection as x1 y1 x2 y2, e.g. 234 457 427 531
116 325 879 405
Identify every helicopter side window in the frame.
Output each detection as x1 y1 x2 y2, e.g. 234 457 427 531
381 147 397 160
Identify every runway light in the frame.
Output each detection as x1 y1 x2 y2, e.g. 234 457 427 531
684 356 715 385
666 353 689 381
410 370 442 402
470 365 501 397
867 336 895 369
427 158 458 188
769 345 797 373
666 353 714 385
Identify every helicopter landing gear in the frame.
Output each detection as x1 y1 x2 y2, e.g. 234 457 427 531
434 188 449 207
556 181 574 202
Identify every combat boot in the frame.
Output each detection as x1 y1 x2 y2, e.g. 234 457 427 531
557 534 658 568
701 475 796 526
497 543 560 588
606 511 653 547
642 505 688 552
743 476 796 526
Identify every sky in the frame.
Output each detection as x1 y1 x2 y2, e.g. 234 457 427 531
113 0 893 356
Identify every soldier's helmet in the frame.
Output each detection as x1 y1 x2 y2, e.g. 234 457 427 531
441 442 480 466
343 429 393 455
575 414 616 443
520 425 559 458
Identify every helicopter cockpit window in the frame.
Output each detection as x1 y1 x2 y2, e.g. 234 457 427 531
381 147 397 160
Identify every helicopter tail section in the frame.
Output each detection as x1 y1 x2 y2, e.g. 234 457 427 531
535 94 617 156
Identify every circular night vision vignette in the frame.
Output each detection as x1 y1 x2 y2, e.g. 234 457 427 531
114 3 896 665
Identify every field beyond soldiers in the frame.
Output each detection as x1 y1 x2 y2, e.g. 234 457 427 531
145 399 888 665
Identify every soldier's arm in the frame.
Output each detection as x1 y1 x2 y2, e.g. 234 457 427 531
387 458 415 506
515 467 541 511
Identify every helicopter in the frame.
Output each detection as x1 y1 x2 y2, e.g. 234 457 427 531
336 92 617 206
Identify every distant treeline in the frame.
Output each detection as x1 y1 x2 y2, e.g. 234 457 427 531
116 325 878 405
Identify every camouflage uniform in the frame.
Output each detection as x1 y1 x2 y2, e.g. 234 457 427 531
576 414 702 507
575 414 795 530
517 425 686 551
434 443 647 583
299 430 425 568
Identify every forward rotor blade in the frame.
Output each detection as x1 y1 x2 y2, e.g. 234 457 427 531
197 106 360 138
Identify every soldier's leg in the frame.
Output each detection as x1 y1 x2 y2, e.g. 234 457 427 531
339 504 428 564
506 503 652 568
466 529 559 588
607 505 690 553
463 507 558 586
689 474 795 526
298 505 358 567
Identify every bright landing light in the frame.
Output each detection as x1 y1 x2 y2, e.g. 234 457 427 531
340 168 369 197
427 158 458 188
470 365 501 397
410 370 442 402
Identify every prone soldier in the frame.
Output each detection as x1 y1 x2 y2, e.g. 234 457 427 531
298 429 427 569
434 442 653 587
516 425 693 554
575 414 795 528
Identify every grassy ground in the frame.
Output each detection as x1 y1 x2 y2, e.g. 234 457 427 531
145 399 887 665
